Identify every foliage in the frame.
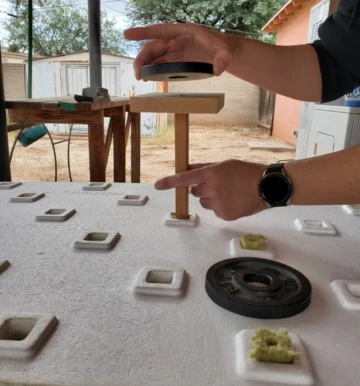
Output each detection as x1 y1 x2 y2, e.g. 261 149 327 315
126 0 287 41
3 0 130 56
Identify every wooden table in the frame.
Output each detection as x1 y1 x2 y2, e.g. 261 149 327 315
5 96 141 183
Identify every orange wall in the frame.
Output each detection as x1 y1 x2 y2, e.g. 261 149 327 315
272 0 321 145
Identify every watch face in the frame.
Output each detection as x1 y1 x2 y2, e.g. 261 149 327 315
259 173 292 206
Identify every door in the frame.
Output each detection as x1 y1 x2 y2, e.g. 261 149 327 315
64 65 90 132
62 64 120 133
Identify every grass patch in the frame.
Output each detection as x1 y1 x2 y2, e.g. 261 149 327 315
142 124 175 147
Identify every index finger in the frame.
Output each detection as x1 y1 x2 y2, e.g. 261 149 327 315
155 168 206 190
124 23 198 41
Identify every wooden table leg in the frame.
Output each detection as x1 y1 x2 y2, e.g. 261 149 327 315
113 108 126 183
130 112 141 183
175 113 189 218
88 111 106 182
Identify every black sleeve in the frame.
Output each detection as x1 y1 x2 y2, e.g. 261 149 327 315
310 3 360 102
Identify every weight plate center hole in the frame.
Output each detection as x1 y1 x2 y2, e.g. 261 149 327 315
167 75 188 79
243 273 272 288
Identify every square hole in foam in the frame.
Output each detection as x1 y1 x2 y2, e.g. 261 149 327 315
0 318 37 341
331 280 360 310
133 267 186 296
125 195 140 200
10 192 45 203
36 208 76 222
74 232 120 250
347 283 360 298
84 232 108 242
0 313 57 359
117 194 148 206
146 270 174 284
19 193 36 198
83 182 111 191
304 220 325 228
46 209 66 215
342 205 360 216
294 218 336 235
0 182 22 189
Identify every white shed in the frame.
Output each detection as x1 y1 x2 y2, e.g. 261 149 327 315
30 51 166 135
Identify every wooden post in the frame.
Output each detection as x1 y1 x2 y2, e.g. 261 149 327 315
112 107 126 183
175 114 189 218
88 110 106 182
131 112 141 183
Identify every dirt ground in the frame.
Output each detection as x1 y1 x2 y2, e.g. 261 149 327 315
8 126 295 183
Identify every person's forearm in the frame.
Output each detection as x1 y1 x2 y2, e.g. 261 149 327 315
284 145 360 205
225 34 322 102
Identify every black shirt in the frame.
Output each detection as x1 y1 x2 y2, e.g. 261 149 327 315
311 0 360 102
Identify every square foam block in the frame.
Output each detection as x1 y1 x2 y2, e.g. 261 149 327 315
0 260 10 275
117 194 148 206
10 193 45 203
294 218 337 235
331 279 360 311
230 237 274 259
133 267 186 296
82 182 111 191
235 329 314 385
0 312 58 359
36 208 76 222
74 232 121 251
342 205 360 216
163 212 198 227
0 182 22 190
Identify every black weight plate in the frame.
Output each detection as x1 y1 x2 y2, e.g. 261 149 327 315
205 258 311 319
141 62 214 81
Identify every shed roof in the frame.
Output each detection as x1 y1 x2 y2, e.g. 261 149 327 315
262 0 312 33
29 50 134 62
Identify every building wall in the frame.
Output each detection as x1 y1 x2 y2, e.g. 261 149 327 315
168 73 259 127
272 0 322 145
3 63 26 100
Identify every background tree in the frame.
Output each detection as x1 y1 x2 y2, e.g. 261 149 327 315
3 0 130 56
126 0 287 42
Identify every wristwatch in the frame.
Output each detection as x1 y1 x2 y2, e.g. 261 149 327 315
258 163 293 207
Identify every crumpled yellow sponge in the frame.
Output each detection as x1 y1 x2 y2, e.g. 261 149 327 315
240 234 266 250
249 328 300 364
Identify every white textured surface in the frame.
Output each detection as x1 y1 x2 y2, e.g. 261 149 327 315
0 182 360 386
230 237 275 259
235 329 314 385
294 218 337 235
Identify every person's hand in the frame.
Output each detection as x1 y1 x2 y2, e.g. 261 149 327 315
155 160 269 221
123 23 239 80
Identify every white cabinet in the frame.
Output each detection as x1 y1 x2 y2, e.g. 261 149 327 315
307 105 360 157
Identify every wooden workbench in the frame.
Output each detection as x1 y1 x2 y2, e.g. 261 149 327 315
5 96 141 183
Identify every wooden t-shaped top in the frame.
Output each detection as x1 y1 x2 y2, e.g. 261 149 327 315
130 93 224 114
130 92 225 221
